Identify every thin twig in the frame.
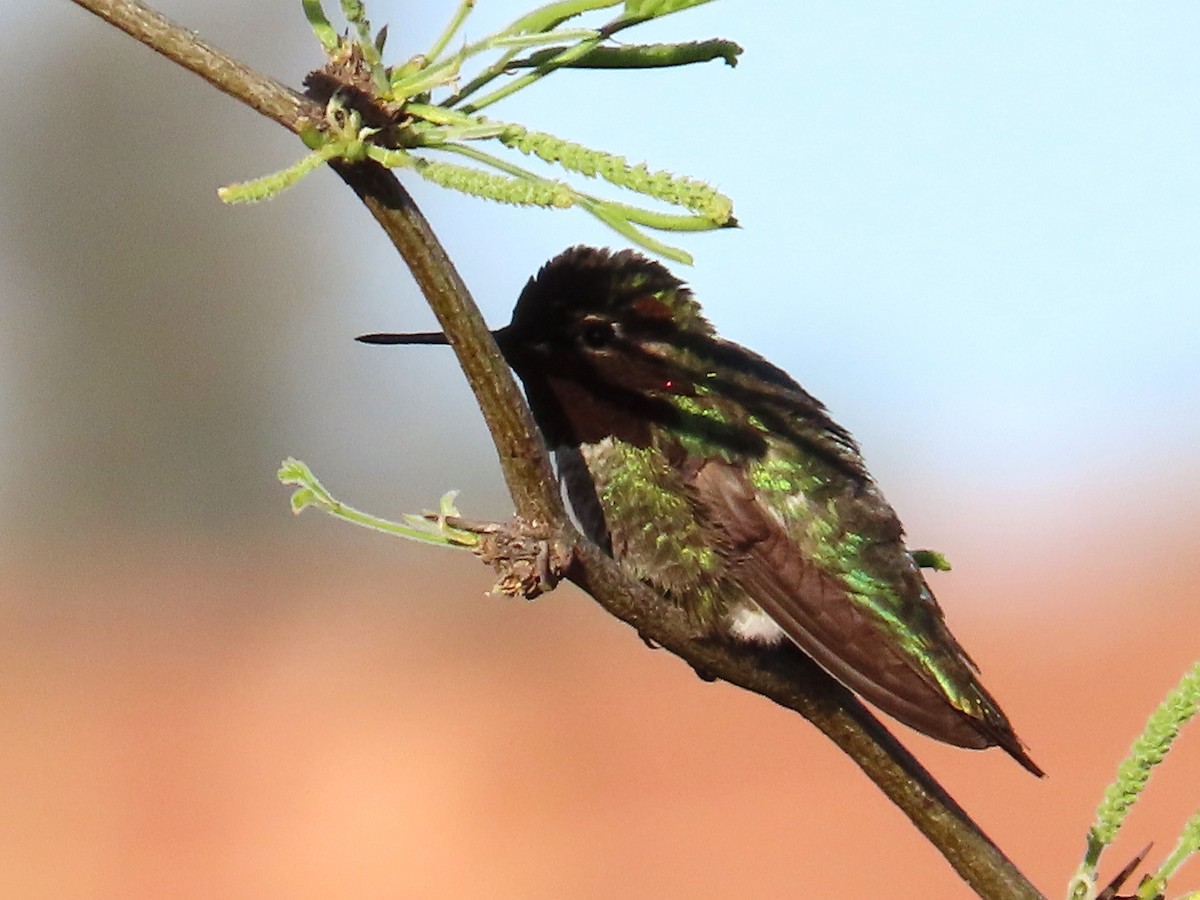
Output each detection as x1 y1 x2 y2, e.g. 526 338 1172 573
67 2 1045 897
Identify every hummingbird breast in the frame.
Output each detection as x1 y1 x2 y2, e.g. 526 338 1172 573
564 433 736 626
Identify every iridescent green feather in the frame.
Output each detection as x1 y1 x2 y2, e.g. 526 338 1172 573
750 434 986 719
584 439 726 621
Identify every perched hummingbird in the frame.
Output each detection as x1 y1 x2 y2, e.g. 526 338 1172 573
360 245 1042 776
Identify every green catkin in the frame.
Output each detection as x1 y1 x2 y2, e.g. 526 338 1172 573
411 156 575 208
218 148 335 203
497 126 732 222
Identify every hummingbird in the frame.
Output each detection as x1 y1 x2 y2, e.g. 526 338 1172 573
359 245 1042 776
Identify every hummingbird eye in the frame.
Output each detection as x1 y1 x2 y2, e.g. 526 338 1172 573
579 318 616 349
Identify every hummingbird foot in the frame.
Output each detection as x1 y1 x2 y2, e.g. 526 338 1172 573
446 515 574 600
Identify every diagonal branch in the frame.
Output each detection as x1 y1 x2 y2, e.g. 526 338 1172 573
67 2 1045 898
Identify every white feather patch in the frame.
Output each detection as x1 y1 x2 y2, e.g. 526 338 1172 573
726 605 787 645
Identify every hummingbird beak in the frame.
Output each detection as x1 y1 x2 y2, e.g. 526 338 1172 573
356 326 514 351
355 331 451 345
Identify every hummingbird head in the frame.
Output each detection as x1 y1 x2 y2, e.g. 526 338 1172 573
502 244 714 353
492 246 747 448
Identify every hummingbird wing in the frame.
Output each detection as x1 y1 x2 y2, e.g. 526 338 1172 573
682 456 1042 775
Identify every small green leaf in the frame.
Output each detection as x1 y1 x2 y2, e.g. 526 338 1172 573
492 29 602 50
289 486 319 514
580 197 693 264
277 457 312 485
302 0 339 53
514 39 741 68
438 490 462 518
299 121 326 150
912 549 952 572
623 0 716 19
506 0 621 37
618 203 732 232
340 0 366 28
277 458 480 548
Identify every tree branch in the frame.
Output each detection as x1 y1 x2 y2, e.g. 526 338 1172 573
68 2 1046 897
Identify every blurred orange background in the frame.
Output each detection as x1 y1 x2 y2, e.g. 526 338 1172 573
3 3 1199 898
3 532 1200 898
